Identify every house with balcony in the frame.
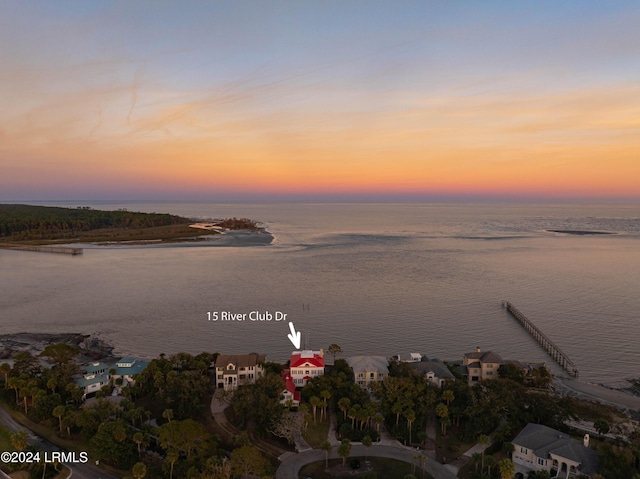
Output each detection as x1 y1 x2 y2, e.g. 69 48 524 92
215 353 265 391
289 350 324 387
462 347 504 384
346 356 389 389
512 423 598 478
75 361 111 398
75 358 149 398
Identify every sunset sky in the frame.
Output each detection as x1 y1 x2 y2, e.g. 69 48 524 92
2 1 639 201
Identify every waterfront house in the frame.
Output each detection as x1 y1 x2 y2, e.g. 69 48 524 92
111 357 149 387
512 423 598 478
280 369 301 407
289 350 325 387
346 356 389 389
215 353 265 391
75 358 149 398
462 347 504 384
409 357 455 387
75 361 110 397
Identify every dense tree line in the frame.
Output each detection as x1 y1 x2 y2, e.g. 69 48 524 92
0 204 190 239
0 348 231 478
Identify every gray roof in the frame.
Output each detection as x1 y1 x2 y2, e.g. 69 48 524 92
409 358 454 380
346 356 389 374
464 350 504 364
215 353 265 370
513 423 598 476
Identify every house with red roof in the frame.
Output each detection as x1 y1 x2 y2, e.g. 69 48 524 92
289 349 325 387
280 369 301 407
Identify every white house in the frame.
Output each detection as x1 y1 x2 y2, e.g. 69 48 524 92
280 369 301 407
289 350 325 387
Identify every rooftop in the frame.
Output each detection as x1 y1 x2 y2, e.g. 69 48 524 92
513 423 598 476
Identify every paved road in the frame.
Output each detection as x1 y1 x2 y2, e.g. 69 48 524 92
0 405 116 479
276 443 458 479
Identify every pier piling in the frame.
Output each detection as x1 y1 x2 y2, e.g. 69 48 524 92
502 301 578 378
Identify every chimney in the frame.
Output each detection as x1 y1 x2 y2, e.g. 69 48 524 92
476 346 481 353
583 434 589 447
319 348 324 357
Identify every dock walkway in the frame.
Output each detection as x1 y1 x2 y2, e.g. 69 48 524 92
502 301 578 378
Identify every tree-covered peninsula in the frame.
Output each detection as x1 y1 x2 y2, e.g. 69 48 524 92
0 204 258 244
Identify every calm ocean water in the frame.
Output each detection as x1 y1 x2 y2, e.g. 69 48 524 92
2 202 639 386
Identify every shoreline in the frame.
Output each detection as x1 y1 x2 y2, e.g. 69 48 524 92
3 332 640 414
0 332 116 364
89 228 274 248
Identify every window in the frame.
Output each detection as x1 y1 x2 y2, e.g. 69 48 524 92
537 458 546 466
520 447 528 454
487 371 493 376
370 373 375 379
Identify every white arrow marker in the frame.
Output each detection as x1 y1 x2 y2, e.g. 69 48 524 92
287 322 301 349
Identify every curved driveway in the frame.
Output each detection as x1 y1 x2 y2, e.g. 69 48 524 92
276 444 458 479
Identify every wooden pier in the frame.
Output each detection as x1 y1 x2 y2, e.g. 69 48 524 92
502 300 579 378
0 244 83 255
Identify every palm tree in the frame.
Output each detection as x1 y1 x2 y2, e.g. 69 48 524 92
338 397 351 420
321 390 331 422
362 435 372 460
162 408 174 423
310 396 322 424
442 389 455 407
405 408 416 445
321 440 332 469
133 431 147 458
374 413 384 438
337 438 351 467
327 344 343 363
498 457 515 479
132 462 147 479
10 430 28 452
166 449 179 479
52 405 66 433
435 403 449 435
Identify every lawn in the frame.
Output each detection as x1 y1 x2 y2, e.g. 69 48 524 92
303 417 331 448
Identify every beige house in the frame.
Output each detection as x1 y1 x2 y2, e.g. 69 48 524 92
215 353 265 391
462 347 503 384
512 423 598 478
346 356 389 389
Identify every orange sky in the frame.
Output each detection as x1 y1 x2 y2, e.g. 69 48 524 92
2 2 640 200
